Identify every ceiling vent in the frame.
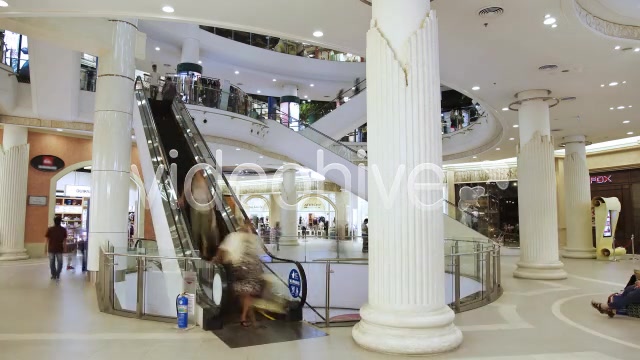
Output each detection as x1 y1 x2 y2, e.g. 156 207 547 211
478 6 504 18
538 64 559 71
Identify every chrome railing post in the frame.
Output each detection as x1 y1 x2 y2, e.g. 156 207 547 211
136 256 145 318
496 246 501 287
325 261 332 328
454 253 461 312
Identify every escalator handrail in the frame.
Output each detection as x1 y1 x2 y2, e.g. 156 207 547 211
171 98 309 308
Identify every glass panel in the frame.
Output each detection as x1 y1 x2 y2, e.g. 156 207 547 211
234 30 251 45
216 28 232 39
251 34 269 49
111 254 137 313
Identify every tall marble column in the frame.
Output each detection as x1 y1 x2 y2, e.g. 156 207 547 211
87 19 137 271
511 90 567 279
562 135 595 258
0 125 29 261
352 0 462 354
279 165 298 245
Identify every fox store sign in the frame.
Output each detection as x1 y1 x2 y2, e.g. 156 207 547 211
30 155 65 172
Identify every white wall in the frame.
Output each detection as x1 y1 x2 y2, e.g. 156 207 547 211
56 171 92 192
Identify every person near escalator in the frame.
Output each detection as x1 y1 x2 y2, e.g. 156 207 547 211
179 169 219 259
362 218 369 253
44 216 67 280
216 224 264 327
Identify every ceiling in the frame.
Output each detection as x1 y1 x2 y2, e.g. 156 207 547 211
1 0 639 164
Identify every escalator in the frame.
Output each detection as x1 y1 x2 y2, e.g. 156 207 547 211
132 78 317 340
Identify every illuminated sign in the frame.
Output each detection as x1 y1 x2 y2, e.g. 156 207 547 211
590 175 612 184
66 185 91 197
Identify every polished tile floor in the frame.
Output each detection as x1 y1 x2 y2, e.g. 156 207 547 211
1 253 639 360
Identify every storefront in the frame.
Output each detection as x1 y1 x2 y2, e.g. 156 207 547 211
297 195 336 237
242 196 270 233
589 168 640 251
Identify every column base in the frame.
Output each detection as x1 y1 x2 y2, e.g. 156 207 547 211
0 248 29 261
563 247 596 259
352 303 462 355
514 261 567 280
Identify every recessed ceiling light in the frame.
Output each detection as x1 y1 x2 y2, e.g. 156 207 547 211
234 70 239 75
496 148 501 150
198 60 202 64
617 106 625 109
545 14 551 19
509 137 515 141
272 79 276 82
551 24 558 28
0 1 8 7
600 84 605 87
56 128 63 132
162 6 174 13
313 31 324 37
259 156 264 159
234 163 239 166
623 120 630 124
543 17 556 25
310 84 315 87
257 90 261 94
235 148 241 151
614 45 621 50
513 125 519 128
609 82 619 86
629 105 633 108
472 86 480 91
635 48 640 52
623 81 627 84
155 47 160 51
610 107 614 110
304 95 308 98
472 156 477 159
502 107 509 111
627 132 634 135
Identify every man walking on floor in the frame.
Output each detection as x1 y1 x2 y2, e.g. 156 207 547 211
45 216 67 280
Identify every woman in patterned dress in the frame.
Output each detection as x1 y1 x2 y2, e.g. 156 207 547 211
216 224 263 327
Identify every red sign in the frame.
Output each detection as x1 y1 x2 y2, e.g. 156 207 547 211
590 175 612 184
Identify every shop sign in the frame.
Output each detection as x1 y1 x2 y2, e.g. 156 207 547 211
30 155 65 172
300 197 326 211
66 185 91 197
590 175 612 184
288 269 301 299
245 198 269 212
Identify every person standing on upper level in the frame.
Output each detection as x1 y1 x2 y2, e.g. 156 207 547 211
149 64 160 100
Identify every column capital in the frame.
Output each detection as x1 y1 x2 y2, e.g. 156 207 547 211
509 90 559 111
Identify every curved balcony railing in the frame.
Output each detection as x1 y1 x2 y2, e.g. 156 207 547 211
200 25 364 63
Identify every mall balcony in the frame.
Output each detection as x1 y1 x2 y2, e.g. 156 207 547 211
1 0 640 359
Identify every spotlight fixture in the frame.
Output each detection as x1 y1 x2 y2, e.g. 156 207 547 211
162 6 174 13
313 31 324 37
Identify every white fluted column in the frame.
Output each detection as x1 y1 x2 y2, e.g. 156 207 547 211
336 189 349 239
181 38 200 64
352 0 462 354
512 90 567 279
87 19 137 271
279 165 298 245
0 125 29 261
562 135 595 258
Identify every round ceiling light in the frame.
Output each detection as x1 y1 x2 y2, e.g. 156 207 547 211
162 6 174 13
627 132 634 135
543 17 556 25
472 86 480 91
551 24 558 28
614 46 621 50
623 120 630 124
617 106 625 109
496 148 501 151
509 138 515 141
155 47 160 51
234 70 239 75
472 156 477 159
0 1 8 7
609 82 619 86
502 107 509 111
313 31 324 37
513 124 519 128
272 79 276 82
257 90 261 94
310 84 315 87
198 60 202 64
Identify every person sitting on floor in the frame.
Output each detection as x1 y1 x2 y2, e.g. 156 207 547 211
591 270 640 318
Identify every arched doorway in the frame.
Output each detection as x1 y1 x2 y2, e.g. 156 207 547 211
296 194 337 238
242 195 271 234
